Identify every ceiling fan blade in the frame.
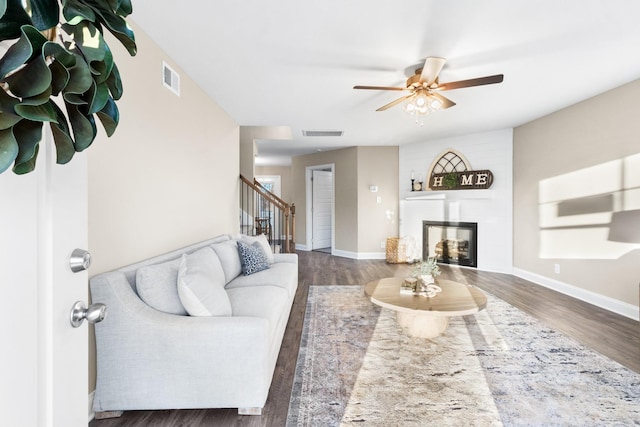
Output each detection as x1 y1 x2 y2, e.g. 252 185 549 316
376 94 413 111
430 92 456 109
353 85 406 91
437 74 504 91
419 57 446 84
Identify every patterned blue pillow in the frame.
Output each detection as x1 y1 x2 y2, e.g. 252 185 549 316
237 240 270 275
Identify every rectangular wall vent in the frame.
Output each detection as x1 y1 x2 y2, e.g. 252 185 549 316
162 61 180 96
302 130 344 137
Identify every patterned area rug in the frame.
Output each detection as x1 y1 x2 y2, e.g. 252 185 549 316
286 286 640 427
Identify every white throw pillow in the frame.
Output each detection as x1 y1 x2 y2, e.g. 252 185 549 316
210 240 242 283
136 258 187 315
240 234 274 264
177 247 232 316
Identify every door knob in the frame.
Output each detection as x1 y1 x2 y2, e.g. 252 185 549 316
69 248 92 273
70 301 107 328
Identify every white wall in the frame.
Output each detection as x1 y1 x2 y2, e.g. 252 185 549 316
399 129 513 273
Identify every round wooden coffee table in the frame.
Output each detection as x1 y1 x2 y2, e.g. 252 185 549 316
364 277 487 338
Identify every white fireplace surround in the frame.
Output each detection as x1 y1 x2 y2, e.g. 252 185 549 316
399 129 514 274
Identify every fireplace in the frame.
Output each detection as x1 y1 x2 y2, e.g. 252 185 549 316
423 221 478 267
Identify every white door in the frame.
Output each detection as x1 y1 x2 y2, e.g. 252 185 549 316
0 132 89 426
312 170 333 249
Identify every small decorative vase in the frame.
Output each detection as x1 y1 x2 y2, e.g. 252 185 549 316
421 274 435 284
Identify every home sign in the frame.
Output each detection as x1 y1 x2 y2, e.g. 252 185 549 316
429 169 494 190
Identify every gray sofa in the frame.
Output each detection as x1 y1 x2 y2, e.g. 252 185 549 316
90 234 298 416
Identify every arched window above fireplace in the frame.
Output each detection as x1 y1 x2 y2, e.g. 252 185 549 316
427 149 472 177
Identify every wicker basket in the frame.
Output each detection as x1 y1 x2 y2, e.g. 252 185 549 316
385 237 407 263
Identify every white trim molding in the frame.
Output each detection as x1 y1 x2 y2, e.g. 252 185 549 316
513 268 639 321
330 249 386 260
295 243 310 251
89 391 95 422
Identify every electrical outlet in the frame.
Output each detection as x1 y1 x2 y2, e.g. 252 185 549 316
380 240 386 249
554 263 560 274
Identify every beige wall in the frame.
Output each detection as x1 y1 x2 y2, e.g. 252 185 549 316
291 146 399 256
357 147 399 254
292 147 358 252
514 79 640 309
256 165 292 202
87 21 239 391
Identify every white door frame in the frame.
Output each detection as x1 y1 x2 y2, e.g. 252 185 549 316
305 164 335 252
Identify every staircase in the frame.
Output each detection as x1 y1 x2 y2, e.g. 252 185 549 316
239 175 296 253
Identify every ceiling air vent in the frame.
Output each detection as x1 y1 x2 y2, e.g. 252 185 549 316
162 61 180 96
302 130 344 137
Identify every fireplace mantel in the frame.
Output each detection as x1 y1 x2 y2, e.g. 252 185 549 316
404 189 493 201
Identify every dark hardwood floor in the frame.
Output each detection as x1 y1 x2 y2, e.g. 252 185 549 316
90 251 639 427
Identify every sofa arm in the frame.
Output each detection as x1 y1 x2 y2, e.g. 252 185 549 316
273 253 298 264
90 272 271 411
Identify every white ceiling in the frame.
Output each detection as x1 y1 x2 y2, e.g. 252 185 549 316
131 0 640 166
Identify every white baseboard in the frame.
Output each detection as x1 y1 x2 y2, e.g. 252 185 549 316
513 268 639 321
295 243 310 251
330 249 386 260
88 391 95 422
330 249 357 259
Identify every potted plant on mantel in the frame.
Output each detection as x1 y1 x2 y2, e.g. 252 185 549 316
0 0 137 175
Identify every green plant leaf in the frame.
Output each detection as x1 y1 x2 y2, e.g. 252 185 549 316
43 41 77 68
28 0 60 31
87 80 109 114
16 99 58 123
65 101 96 151
0 25 46 79
96 96 118 136
87 1 137 56
62 51 92 98
0 1 7 18
13 144 39 174
115 0 132 16
0 128 20 173
4 53 52 97
16 84 52 106
105 61 122 100
49 101 75 164
0 0 33 41
12 118 42 174
62 0 97 25
49 58 69 95
0 88 22 130
92 43 114 83
43 42 76 95
62 21 113 78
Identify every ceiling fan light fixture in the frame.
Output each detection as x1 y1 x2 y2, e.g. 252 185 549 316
428 96 442 110
403 90 441 119
404 102 416 113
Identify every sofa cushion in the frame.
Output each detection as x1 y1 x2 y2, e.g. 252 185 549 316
177 247 232 316
240 234 274 264
237 241 270 275
135 258 187 315
226 262 297 298
211 240 242 284
226 285 288 336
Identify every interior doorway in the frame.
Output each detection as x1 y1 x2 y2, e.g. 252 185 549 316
305 164 334 253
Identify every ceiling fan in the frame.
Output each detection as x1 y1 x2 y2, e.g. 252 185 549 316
353 57 504 114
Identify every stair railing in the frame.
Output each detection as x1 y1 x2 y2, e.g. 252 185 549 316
239 175 296 253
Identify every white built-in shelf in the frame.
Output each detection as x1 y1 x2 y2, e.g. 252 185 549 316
404 189 493 200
